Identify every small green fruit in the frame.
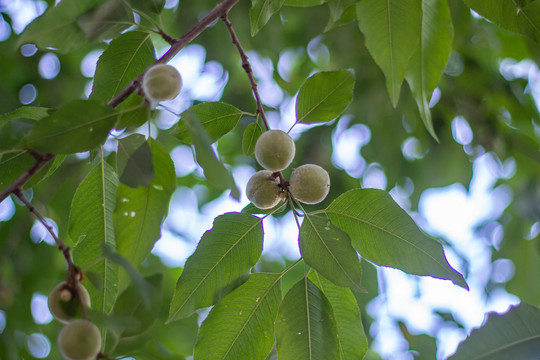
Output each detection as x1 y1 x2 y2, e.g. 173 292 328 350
142 64 182 101
58 319 101 360
246 170 281 209
48 282 91 324
288 164 330 204
254 130 296 171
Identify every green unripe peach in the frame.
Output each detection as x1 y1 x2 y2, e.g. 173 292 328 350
254 130 296 171
58 319 101 360
142 64 182 101
246 170 282 209
288 164 330 204
48 282 91 324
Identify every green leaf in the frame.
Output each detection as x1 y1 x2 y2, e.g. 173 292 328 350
242 122 263 156
168 212 264 322
24 100 118 154
250 0 285 36
356 0 422 106
90 31 155 102
110 274 163 339
0 152 35 192
173 102 245 144
17 0 104 52
77 0 134 42
309 271 367 360
463 0 540 43
114 139 175 288
194 273 282 360
299 214 365 292
296 70 355 124
127 0 166 14
117 134 154 188
0 118 37 153
70 161 119 314
405 0 453 141
284 0 326 7
324 189 468 289
325 0 357 31
275 277 341 360
180 109 240 199
450 302 540 359
115 93 151 130
0 106 50 125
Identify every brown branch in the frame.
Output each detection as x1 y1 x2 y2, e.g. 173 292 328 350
0 152 54 203
221 14 270 131
108 0 241 108
13 189 87 318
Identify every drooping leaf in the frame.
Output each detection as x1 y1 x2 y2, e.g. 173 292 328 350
299 214 365 292
296 70 355 124
90 31 155 102
0 118 37 153
180 109 239 199
24 100 118 154
324 188 468 289
127 0 166 14
450 302 540 359
17 0 104 52
117 134 154 188
70 161 119 314
77 0 134 42
109 274 163 340
405 0 453 141
168 212 263 322
242 122 263 156
173 102 245 144
284 0 326 7
250 0 285 36
309 270 367 360
194 273 282 360
114 139 175 288
275 277 341 360
463 0 540 43
356 0 422 106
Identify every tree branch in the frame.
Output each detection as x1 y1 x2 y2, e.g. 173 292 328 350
0 152 54 204
108 0 241 108
221 14 270 131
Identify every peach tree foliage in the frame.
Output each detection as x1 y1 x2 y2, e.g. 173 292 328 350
0 0 539 359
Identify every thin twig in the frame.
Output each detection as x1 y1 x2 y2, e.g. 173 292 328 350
108 0 241 108
221 14 270 131
0 152 54 203
13 189 87 318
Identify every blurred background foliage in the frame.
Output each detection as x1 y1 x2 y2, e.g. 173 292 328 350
0 0 539 358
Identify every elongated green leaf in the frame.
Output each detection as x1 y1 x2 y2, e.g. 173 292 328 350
115 93 151 130
24 100 118 154
296 70 355 124
356 0 421 106
90 31 155 102
194 273 282 360
242 122 263 156
70 161 119 314
114 139 175 288
406 0 453 141
450 302 540 359
110 274 163 340
299 214 365 292
309 271 367 360
127 0 165 14
250 0 285 36
325 0 357 31
275 277 341 360
168 212 263 322
0 106 50 125
17 0 103 52
173 102 245 144
181 109 239 199
0 152 35 192
77 0 134 42
0 118 37 153
116 134 154 188
324 189 468 289
463 0 540 43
